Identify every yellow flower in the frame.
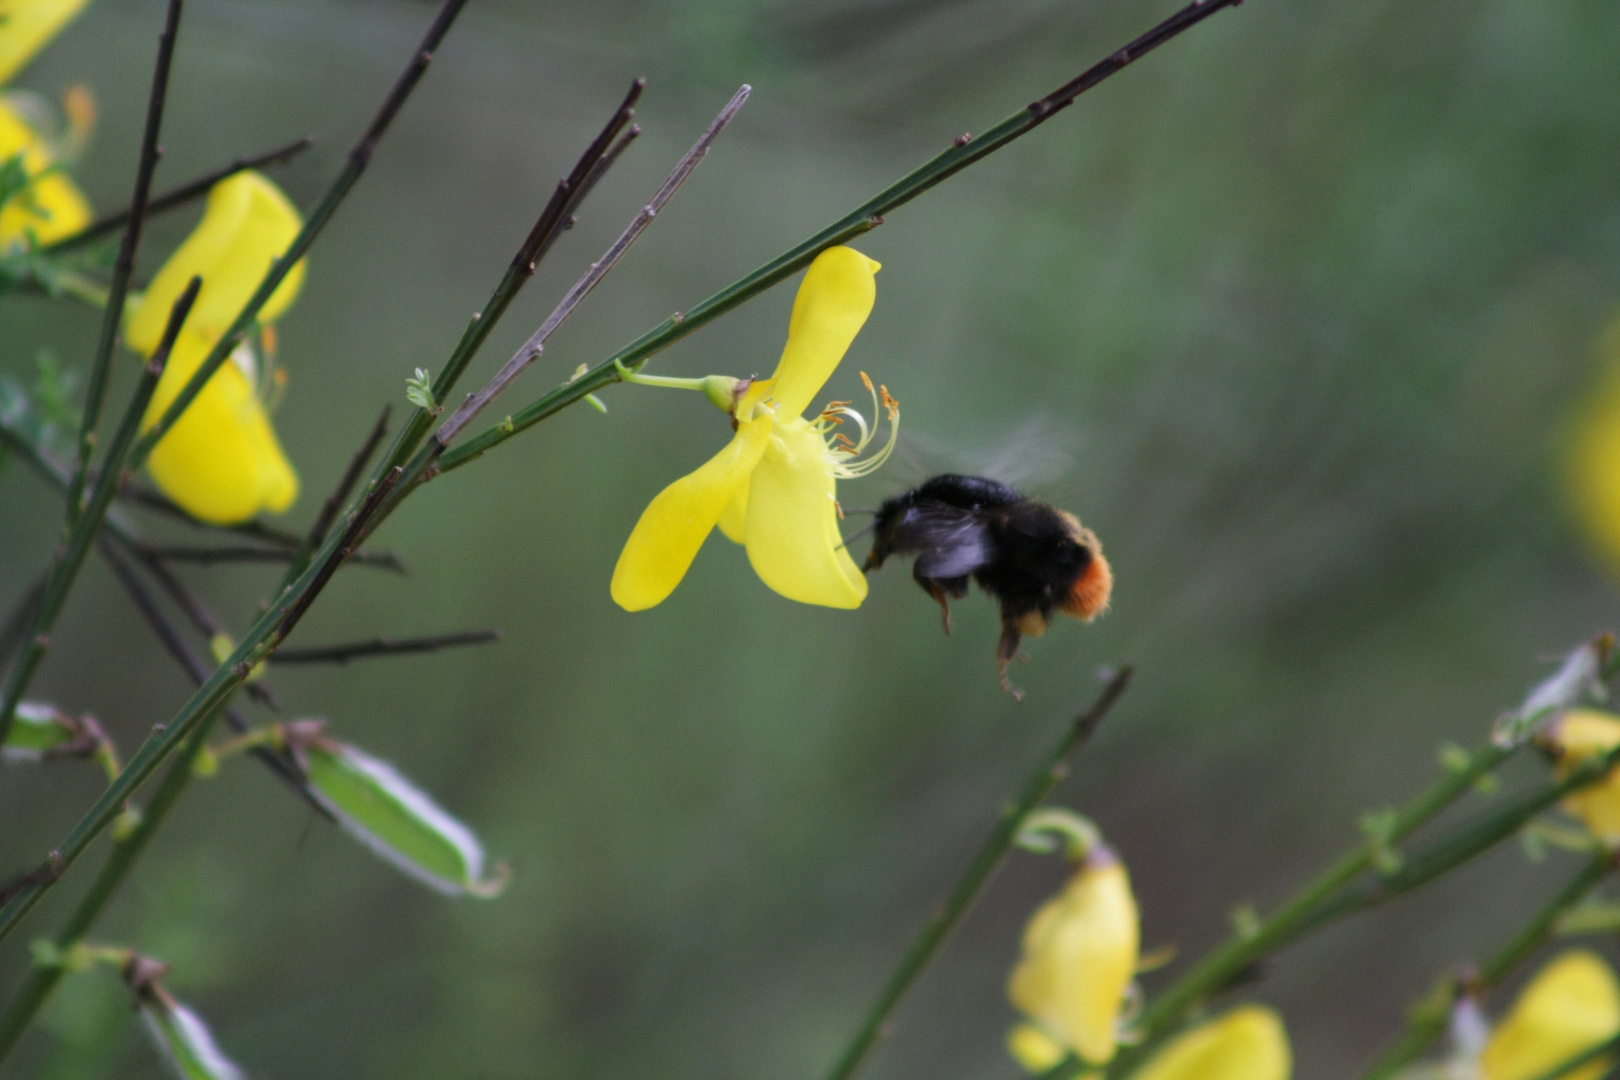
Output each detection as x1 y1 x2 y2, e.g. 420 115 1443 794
1546 709 1620 842
0 93 89 248
1008 846 1140 1066
1479 950 1620 1080
1569 317 1620 574
1128 1007 1292 1080
612 245 896 610
0 0 92 86
132 171 305 524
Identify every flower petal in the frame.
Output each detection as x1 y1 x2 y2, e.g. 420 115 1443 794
1009 858 1140 1065
717 477 749 543
1550 710 1620 842
126 170 305 356
612 416 773 611
1131 1007 1292 1080
0 0 91 86
1482 950 1620 1080
743 417 867 609
0 97 89 248
143 331 299 524
767 246 880 419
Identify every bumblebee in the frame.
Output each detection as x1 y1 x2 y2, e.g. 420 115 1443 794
863 475 1112 697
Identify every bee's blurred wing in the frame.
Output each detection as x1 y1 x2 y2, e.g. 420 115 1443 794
899 504 995 578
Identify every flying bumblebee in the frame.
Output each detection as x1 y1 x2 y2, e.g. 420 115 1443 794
863 475 1112 698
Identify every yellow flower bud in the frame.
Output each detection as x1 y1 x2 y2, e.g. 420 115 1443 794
1008 847 1140 1066
1546 709 1620 841
1128 1006 1291 1080
0 94 89 248
126 170 305 356
1480 950 1620 1080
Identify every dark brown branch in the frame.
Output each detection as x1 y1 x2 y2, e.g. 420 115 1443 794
127 547 281 711
269 629 499 666
44 136 315 253
307 406 391 551
140 545 404 573
272 468 403 648
97 541 327 817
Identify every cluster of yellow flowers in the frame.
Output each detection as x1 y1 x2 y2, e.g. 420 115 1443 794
0 0 305 525
1001 801 1620 1080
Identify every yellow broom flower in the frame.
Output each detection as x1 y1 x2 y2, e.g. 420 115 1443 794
612 245 897 610
0 0 92 86
132 171 305 524
1479 951 1620 1080
1008 845 1140 1066
1545 709 1620 842
1127 1007 1292 1080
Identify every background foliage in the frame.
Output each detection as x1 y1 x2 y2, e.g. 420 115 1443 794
4 0 1620 1075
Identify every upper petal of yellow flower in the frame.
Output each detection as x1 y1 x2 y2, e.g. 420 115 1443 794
1130 1006 1292 1080
767 246 880 419
611 415 774 611
743 416 867 609
1481 950 1620 1080
0 0 92 86
0 95 88 247
1549 710 1620 841
142 330 299 524
1008 856 1140 1066
126 170 305 356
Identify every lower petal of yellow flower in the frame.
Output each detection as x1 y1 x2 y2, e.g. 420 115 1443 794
611 416 773 611
1130 1006 1292 1080
717 476 749 544
1481 950 1620 1080
143 332 299 525
743 417 867 609
1008 1025 1070 1074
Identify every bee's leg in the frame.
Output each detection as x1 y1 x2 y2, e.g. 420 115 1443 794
996 623 1024 701
923 581 954 635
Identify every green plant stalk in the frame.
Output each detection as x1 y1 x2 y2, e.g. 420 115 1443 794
1089 741 1620 1080
1076 741 1516 1080
433 0 1246 476
0 278 201 754
128 0 470 473
0 693 229 1062
820 667 1132 1080
66 0 182 525
1358 850 1616 1080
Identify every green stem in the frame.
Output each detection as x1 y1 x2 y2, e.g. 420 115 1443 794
434 0 1245 475
67 0 182 526
1359 850 1616 1080
128 0 470 474
0 692 230 1062
0 279 201 756
818 668 1132 1080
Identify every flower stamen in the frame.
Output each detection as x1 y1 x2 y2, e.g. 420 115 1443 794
814 371 899 479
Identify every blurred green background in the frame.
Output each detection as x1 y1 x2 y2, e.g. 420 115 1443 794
4 0 1620 1075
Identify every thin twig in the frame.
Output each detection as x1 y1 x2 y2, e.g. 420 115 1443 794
438 0 1246 472
434 85 749 445
66 0 183 521
307 406 392 552
367 78 643 485
98 540 317 803
141 544 403 573
0 576 46 677
820 667 1133 1080
271 468 403 648
269 629 498 666
127 546 282 710
118 484 312 548
44 136 314 253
